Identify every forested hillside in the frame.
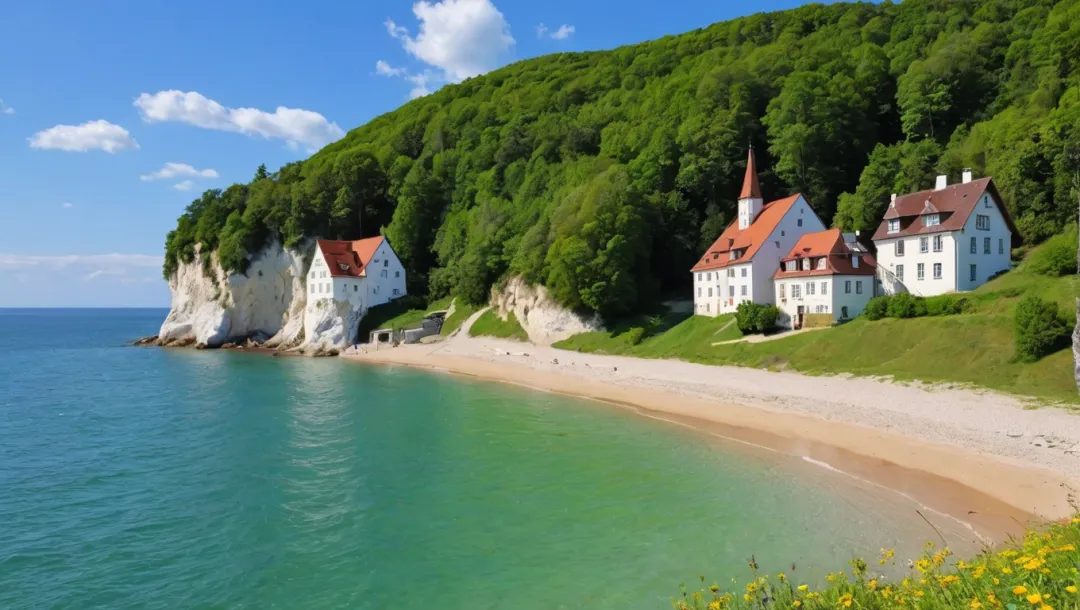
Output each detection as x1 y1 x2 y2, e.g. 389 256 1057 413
163 0 1080 319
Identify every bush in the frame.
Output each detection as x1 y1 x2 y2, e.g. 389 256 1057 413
1024 224 1078 277
735 301 760 334
755 305 779 334
924 294 971 316
863 296 890 320
886 292 925 318
1013 294 1069 362
625 326 646 346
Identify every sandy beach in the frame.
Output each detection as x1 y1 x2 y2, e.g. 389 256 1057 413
342 312 1080 540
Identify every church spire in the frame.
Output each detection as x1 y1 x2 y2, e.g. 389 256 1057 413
739 145 762 200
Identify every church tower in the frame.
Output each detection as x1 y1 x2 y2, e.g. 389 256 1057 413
737 146 763 230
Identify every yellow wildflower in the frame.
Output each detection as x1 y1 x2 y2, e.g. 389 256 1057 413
1023 559 1045 570
1014 586 1028 595
807 592 820 600
1071 518 1079 525
1002 567 1014 574
709 584 719 593
993 578 1000 585
1002 550 1019 557
839 593 853 607
778 573 787 583
1026 593 1042 604
797 584 809 592
939 575 960 586
707 602 720 610
1038 605 1053 610
971 600 983 609
1065 586 1077 593
743 594 751 602
867 578 878 590
1057 544 1076 552
915 590 925 598
974 566 986 579
792 602 801 608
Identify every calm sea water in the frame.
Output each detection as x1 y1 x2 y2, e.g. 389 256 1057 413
0 309 971 609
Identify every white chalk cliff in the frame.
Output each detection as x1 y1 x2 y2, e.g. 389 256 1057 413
492 276 602 346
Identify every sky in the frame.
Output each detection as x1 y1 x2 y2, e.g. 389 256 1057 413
0 0 825 307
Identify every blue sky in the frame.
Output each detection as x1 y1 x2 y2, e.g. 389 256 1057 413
0 0 823 307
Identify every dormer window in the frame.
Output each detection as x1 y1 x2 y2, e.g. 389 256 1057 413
887 219 900 234
338 263 350 272
816 258 826 270
923 214 940 227
852 256 860 268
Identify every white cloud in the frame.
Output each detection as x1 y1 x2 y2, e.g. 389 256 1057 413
374 60 435 100
0 253 163 271
134 90 345 149
141 162 219 182
550 24 575 40
61 202 73 209
28 120 138 153
385 0 514 83
536 23 548 38
0 98 13 115
375 60 405 77
173 180 196 191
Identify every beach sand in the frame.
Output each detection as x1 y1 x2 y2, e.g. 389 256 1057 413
342 313 1080 541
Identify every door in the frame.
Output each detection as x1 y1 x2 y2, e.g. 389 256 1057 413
796 305 804 329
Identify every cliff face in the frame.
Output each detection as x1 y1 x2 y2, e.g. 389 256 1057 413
492 276 602 346
158 241 310 349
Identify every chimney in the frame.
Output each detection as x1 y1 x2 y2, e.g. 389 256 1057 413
934 175 948 191
962 168 972 184
889 193 896 208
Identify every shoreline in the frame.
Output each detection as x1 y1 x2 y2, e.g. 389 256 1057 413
341 334 1079 543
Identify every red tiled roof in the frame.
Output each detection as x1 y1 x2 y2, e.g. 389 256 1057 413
691 194 802 272
739 147 762 200
773 228 877 278
871 177 1019 243
317 236 385 278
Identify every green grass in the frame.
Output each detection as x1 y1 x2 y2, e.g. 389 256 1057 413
440 301 481 337
553 312 743 356
356 296 452 341
554 240 1079 404
468 309 529 341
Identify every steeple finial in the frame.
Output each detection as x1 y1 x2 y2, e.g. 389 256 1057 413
739 146 762 200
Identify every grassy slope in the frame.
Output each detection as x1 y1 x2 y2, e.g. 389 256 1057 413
468 310 529 341
440 302 481 337
555 242 1079 403
357 296 452 340
554 312 744 356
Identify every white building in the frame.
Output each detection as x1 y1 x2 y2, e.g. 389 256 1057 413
691 147 827 316
303 236 407 348
772 228 877 329
872 172 1016 297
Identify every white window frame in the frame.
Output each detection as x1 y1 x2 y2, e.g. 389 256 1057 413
845 280 851 294
919 237 928 253
933 235 943 252
887 219 900 234
821 281 828 296
896 264 904 282
917 263 925 280
923 214 940 227
895 240 905 257
933 263 942 279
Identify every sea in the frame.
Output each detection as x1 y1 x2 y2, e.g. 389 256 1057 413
0 308 977 609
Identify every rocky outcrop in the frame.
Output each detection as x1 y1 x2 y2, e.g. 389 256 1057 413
157 240 310 349
491 276 602 345
303 297 364 352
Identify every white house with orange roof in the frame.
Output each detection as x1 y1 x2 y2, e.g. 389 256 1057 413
872 171 1016 297
303 236 407 349
772 228 877 329
691 147 826 316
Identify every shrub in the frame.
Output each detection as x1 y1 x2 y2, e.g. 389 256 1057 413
735 301 760 334
1023 223 1078 277
625 326 646 346
863 296 890 321
924 294 971 316
755 305 779 334
1013 294 1068 362
886 292 925 318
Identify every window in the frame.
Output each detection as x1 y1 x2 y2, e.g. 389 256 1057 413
381 270 388 278
802 259 811 271
845 280 851 294
933 235 943 252
697 288 701 297
793 284 802 298
920 237 928 253
806 282 815 296
728 269 735 278
781 230 786 237
797 218 803 227
984 237 991 254
353 285 358 292
697 273 702 281
706 303 710 313
855 280 863 294
887 219 900 234
852 256 860 268
896 264 904 281
741 285 747 296
384 260 389 268
816 258 826 270
976 215 990 230
917 263 925 280
841 306 849 319
786 261 796 272
895 240 905 256
933 263 942 279
310 284 315 294
779 283 786 299
707 288 713 297
970 264 977 282
970 237 977 254
395 271 401 278
741 268 747 278
923 214 940 227
393 288 400 296
999 239 1004 255
821 281 828 296
706 272 711 281
729 286 734 297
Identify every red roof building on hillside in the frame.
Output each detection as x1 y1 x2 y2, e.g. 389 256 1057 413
773 228 876 279
691 195 801 272
871 177 1019 244
316 236 386 278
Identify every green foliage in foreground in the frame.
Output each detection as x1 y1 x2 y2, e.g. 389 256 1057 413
675 517 1080 610
164 0 1080 319
557 239 1080 403
468 309 529 341
553 312 743 356
1021 224 1079 278
865 293 972 321
736 302 780 334
1014 295 1071 363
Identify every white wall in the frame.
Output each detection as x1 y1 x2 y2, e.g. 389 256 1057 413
955 191 1012 291
774 275 872 329
875 233 957 297
364 240 408 307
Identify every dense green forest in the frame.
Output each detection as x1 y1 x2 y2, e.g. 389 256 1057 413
164 0 1080 319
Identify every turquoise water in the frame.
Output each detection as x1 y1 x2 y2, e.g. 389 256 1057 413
0 309 970 609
